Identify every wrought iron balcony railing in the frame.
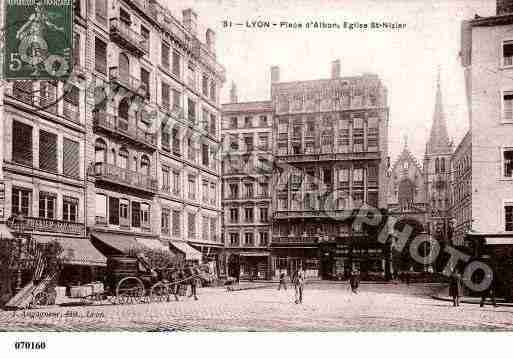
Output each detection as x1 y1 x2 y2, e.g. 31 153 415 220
92 162 157 193
271 236 318 245
110 18 149 56
109 67 147 97
93 112 157 148
7 216 85 235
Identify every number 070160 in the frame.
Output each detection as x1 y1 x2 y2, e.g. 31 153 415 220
14 341 46 350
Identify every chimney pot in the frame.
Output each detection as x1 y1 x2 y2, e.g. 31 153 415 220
331 59 341 78
271 66 280 83
182 8 198 37
206 28 216 53
230 82 238 103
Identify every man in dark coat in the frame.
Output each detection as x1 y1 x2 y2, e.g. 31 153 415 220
292 269 304 304
185 264 199 300
278 272 287 290
349 270 360 294
480 271 497 307
449 272 462 307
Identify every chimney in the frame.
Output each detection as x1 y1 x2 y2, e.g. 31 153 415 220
206 28 216 53
497 0 513 15
271 66 280 83
230 82 238 103
331 59 341 78
182 8 198 37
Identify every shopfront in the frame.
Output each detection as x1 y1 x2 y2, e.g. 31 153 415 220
271 247 320 278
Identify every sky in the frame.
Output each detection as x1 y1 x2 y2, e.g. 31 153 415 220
163 0 494 162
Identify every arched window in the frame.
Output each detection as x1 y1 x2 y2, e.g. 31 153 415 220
119 53 129 82
435 158 439 173
94 138 107 163
118 147 128 169
118 98 129 122
441 158 445 173
140 155 150 175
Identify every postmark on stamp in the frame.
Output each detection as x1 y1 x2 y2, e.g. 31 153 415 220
3 0 73 80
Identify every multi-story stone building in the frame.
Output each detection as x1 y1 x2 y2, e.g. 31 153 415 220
85 0 225 273
0 0 226 287
457 0 513 294
271 61 390 279
221 84 273 280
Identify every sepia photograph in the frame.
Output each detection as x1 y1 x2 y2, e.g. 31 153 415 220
0 0 513 352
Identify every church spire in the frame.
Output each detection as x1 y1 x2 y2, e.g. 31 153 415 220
426 67 452 154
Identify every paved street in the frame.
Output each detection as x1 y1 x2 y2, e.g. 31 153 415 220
1 283 513 331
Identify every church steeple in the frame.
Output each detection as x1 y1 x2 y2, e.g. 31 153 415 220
426 68 452 155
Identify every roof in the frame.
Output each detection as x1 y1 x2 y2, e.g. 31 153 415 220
34 235 107 267
222 101 273 113
468 14 513 27
426 75 452 155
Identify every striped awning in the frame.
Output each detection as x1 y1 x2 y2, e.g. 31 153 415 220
33 235 107 267
136 237 173 254
91 231 139 254
170 241 202 261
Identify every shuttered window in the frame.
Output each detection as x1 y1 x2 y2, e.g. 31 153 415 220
39 130 57 172
12 121 33 166
161 42 170 69
109 197 119 225
63 138 80 178
141 68 150 100
73 32 80 66
94 37 107 74
132 201 141 228
161 82 170 110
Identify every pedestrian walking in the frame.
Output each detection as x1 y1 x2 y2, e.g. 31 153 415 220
449 272 462 307
292 268 305 304
169 269 180 302
480 271 497 308
185 264 199 300
278 272 287 290
349 270 360 294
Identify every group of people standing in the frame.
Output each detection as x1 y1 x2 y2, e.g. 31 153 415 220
449 271 497 308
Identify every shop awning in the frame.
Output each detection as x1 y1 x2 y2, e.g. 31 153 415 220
238 252 270 257
136 237 173 253
485 237 513 245
33 235 107 267
0 224 13 239
170 241 202 261
90 231 139 254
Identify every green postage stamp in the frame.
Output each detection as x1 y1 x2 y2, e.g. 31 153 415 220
3 0 73 80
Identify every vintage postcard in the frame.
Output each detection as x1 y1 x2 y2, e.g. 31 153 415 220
0 0 511 350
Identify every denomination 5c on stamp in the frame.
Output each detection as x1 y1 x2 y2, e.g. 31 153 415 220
3 0 73 80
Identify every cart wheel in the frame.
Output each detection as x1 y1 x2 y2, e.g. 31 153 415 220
116 277 144 305
31 292 49 307
150 282 169 303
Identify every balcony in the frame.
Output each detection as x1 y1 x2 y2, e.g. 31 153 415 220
109 67 147 97
161 104 185 121
93 112 157 149
271 236 319 246
92 162 157 194
110 18 149 56
275 151 381 163
7 217 85 235
274 210 354 220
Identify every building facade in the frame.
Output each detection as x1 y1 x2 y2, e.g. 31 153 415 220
221 85 273 279
270 62 390 279
0 0 226 287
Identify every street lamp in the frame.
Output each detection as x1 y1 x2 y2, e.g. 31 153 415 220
11 214 27 293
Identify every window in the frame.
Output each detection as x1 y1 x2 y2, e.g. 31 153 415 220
435 158 440 173
259 115 267 127
172 170 180 195
229 183 239 199
367 165 378 187
259 232 268 246
12 120 33 166
259 134 269 150
94 37 107 74
63 138 80 178
141 25 150 50
132 201 141 228
504 149 513 177
162 166 170 191
230 135 239 150
260 207 268 222
63 196 78 222
141 68 150 100
504 40 513 67
63 85 79 121
230 117 237 129
187 98 196 123
172 210 181 236
202 180 208 203
229 208 239 223
244 232 254 246
95 0 107 25
172 50 181 77
353 168 364 187
95 193 107 224
141 203 150 229
210 114 216 136
339 168 350 187
161 42 170 69
140 155 150 176
259 182 269 197
108 197 119 225
188 213 196 239
279 197 288 210
210 81 216 102
118 147 128 169
202 216 209 241
244 183 254 198
202 74 209 96
12 188 31 217
230 233 239 246
244 116 252 128
172 89 181 110
210 218 217 241
161 123 170 150
39 130 58 172
244 207 254 223
161 82 170 110
504 91 513 122
506 205 513 231
39 192 56 219
188 175 196 200
210 182 216 205
172 128 181 156
119 199 129 227
187 62 195 89
40 81 57 113
187 138 195 161
367 117 379 152
161 208 170 235
353 118 364 152
244 135 254 152
202 144 209 167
